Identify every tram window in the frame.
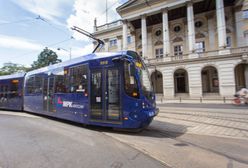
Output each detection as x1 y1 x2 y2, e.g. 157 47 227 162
124 61 139 98
34 76 42 94
0 85 3 99
55 75 66 93
10 80 19 98
26 76 35 94
69 65 88 94
3 85 8 98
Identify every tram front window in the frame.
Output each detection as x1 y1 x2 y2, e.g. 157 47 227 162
124 61 139 98
126 51 153 100
136 59 153 100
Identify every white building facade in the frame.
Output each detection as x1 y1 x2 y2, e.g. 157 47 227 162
93 0 248 100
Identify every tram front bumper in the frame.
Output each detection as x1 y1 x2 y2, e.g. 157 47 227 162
147 108 159 117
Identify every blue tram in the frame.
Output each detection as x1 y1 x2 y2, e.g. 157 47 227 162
0 51 158 129
0 73 25 111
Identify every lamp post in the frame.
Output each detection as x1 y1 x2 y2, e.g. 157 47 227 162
57 47 71 60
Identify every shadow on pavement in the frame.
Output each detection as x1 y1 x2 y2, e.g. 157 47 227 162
82 120 187 139
21 111 187 139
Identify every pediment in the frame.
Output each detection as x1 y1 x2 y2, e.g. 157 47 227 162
117 0 163 13
117 0 138 12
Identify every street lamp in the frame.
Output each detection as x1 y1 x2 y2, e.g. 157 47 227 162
57 47 72 60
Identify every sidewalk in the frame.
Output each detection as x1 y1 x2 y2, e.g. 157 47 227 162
155 104 248 140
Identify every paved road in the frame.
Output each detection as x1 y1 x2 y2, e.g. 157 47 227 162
157 105 248 139
1 108 248 168
104 105 248 168
0 111 166 168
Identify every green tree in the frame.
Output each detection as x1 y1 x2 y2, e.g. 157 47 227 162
31 47 61 70
0 63 29 76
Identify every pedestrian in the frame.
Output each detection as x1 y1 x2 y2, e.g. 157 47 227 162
235 88 248 104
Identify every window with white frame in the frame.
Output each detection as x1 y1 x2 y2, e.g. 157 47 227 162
174 45 183 56
155 48 163 58
127 36 132 44
226 36 231 48
195 41 205 53
109 39 117 47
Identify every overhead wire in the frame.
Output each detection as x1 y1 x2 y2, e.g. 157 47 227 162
8 36 75 60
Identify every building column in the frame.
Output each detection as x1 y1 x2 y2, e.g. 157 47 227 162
104 39 109 52
207 13 216 50
162 8 170 56
235 6 246 47
216 0 227 49
117 36 122 51
141 15 148 58
187 1 196 53
122 20 128 50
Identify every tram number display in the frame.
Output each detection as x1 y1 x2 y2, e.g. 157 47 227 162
100 61 108 65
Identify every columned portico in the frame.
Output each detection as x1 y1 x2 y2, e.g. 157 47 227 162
94 0 248 100
162 8 170 56
141 15 148 58
216 0 227 49
187 1 196 54
122 20 128 50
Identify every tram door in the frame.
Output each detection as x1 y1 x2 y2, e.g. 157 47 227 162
43 77 55 112
90 68 121 122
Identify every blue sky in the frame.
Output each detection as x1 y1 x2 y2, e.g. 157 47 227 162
0 0 128 67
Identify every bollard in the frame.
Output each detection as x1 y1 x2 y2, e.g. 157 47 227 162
179 97 182 103
223 97 226 103
200 97 202 103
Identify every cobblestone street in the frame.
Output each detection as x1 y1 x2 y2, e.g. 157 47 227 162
1 105 248 168
155 104 248 139
104 104 248 168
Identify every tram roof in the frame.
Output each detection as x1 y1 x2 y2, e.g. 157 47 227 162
0 72 26 80
26 51 127 77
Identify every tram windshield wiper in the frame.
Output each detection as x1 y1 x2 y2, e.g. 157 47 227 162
71 26 104 53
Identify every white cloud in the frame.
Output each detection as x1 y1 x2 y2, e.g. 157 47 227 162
10 0 72 25
71 44 93 56
0 34 43 50
0 19 8 24
55 43 93 60
67 0 122 41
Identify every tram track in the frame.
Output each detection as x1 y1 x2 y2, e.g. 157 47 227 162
158 111 248 124
157 115 248 133
102 125 248 168
158 106 248 115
